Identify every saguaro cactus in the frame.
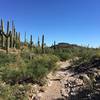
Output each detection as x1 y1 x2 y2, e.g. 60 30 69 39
18 32 21 49
16 32 18 41
0 20 22 50
9 21 13 48
24 32 26 43
9 34 11 48
1 19 4 32
42 34 44 53
24 32 28 47
16 32 20 49
2 21 10 53
15 32 18 48
1 19 5 48
6 21 10 53
54 41 56 50
0 29 2 47
30 35 33 50
13 27 16 48
10 21 14 48
38 36 40 47
12 21 14 33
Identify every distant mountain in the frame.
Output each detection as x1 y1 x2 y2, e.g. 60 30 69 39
51 42 81 49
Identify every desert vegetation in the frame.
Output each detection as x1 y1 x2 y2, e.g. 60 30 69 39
66 48 100 100
0 20 100 100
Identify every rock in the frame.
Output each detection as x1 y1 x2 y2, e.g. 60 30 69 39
59 73 84 99
61 88 68 97
32 95 40 100
60 80 67 88
47 72 53 79
47 80 53 87
79 74 93 89
39 87 46 92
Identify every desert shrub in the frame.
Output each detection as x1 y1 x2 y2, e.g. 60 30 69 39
44 47 54 54
20 50 32 63
58 52 72 61
33 47 42 54
1 68 21 85
0 54 26 84
71 48 96 66
1 54 59 85
25 54 59 84
0 83 29 100
95 48 100 57
54 48 74 61
33 47 54 54
0 52 18 81
0 52 16 66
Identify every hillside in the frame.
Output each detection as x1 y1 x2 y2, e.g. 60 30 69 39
0 20 99 100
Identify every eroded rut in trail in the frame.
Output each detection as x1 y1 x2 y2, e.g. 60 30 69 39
31 61 83 100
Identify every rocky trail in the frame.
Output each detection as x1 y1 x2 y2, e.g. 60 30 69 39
29 61 84 100
40 61 71 100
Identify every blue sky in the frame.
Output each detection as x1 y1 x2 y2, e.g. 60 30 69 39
0 0 100 47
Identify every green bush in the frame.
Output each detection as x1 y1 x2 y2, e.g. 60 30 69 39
58 52 72 61
44 47 54 54
2 68 21 84
54 48 73 61
25 54 59 84
33 47 42 54
0 52 16 66
1 54 59 85
72 48 96 66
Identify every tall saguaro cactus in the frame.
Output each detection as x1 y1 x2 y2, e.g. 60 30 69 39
24 32 28 47
9 33 12 48
38 36 40 47
10 21 14 48
16 32 18 41
54 41 56 50
13 27 16 48
24 32 26 43
30 35 33 50
0 20 22 51
2 21 10 53
42 34 44 53
18 32 21 49
12 21 14 33
16 32 20 49
1 19 4 32
1 19 5 48
6 21 10 53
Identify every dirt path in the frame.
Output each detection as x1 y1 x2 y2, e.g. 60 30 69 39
40 61 71 100
40 80 62 100
29 59 100 100
31 61 83 100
